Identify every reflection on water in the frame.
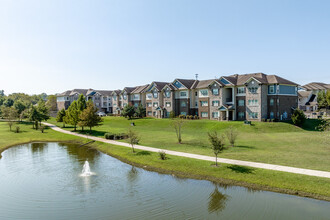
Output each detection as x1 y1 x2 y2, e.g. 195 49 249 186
208 183 229 214
0 142 329 220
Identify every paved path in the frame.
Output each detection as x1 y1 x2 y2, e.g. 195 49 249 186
43 122 330 179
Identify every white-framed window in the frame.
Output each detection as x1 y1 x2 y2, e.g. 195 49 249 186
147 93 152 100
248 99 258 106
269 85 275 94
195 101 198 107
238 112 245 119
238 100 245 106
249 112 258 119
248 87 258 93
195 91 198 96
123 94 127 100
212 89 219 95
153 91 158 98
237 87 245 94
133 94 140 100
200 101 208 106
147 102 152 107
153 102 158 107
180 91 187 97
166 102 171 107
270 98 274 106
181 101 187 107
147 111 152 116
165 90 171 98
199 89 208 97
212 112 219 118
212 100 219 106
201 112 208 118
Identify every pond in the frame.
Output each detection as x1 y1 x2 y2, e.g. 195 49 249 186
0 142 329 219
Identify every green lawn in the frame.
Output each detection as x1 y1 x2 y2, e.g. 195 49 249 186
0 121 329 201
48 116 330 171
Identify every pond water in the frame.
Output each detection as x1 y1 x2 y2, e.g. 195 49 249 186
0 142 329 220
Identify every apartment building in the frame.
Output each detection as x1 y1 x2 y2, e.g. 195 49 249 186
56 73 298 121
298 82 330 112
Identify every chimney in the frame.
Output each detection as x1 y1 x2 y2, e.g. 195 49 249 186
195 74 198 80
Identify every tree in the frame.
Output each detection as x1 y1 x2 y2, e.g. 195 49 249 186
46 95 57 111
169 111 176 119
208 131 226 166
79 101 103 131
135 104 146 118
127 128 139 153
64 101 80 131
1 107 18 131
326 90 330 108
317 91 328 109
225 126 238 147
122 105 135 119
56 109 67 127
13 100 27 120
77 94 87 111
0 90 4 96
37 100 50 124
28 106 42 130
4 98 14 107
292 109 306 127
172 118 185 144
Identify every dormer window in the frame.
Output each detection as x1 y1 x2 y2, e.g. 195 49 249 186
165 90 171 98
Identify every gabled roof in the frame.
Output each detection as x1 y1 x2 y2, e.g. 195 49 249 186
161 83 176 91
221 73 298 86
70 89 89 96
195 79 223 89
57 90 72 96
96 90 113 96
111 90 122 95
298 90 311 98
146 81 169 92
122 87 137 94
172 79 198 89
302 82 330 91
132 84 149 94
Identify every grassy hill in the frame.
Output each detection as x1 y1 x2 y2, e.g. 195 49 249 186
48 117 330 171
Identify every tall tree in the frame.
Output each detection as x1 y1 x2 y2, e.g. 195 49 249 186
208 131 226 166
1 106 18 131
56 109 67 127
77 94 87 111
28 106 42 129
37 100 50 124
122 105 135 119
79 101 103 131
317 91 328 109
64 101 80 131
46 95 57 111
13 100 27 117
135 104 146 118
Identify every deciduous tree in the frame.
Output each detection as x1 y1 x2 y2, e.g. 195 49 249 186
79 101 103 131
122 105 135 119
64 101 80 131
127 128 139 153
208 131 226 166
172 118 185 144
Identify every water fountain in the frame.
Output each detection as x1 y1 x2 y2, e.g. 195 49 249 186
81 161 93 177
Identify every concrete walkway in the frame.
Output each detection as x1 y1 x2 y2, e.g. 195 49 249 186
43 122 330 179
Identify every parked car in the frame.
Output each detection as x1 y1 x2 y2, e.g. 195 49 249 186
97 112 107 117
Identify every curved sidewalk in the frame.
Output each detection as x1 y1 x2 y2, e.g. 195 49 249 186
43 122 330 179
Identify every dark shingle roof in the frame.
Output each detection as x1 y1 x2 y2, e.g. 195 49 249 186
303 82 330 91
223 73 298 86
96 90 113 96
57 90 72 96
122 87 137 94
132 84 149 93
173 79 198 89
195 79 221 89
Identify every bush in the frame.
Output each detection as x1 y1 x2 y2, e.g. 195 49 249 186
261 118 266 122
270 119 274 122
292 109 306 127
194 115 198 120
40 126 45 133
104 132 114 139
15 126 20 133
188 115 193 120
159 151 167 160
169 111 176 119
179 115 185 119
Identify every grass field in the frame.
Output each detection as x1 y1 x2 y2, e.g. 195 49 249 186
0 121 330 201
48 116 330 171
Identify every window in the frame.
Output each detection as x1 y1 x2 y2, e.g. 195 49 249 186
134 103 138 107
153 91 158 98
153 111 156 116
95 103 99 106
248 99 258 106
249 112 258 119
269 85 275 94
180 112 187 116
238 100 245 106
238 112 245 119
212 112 219 118
195 101 198 107
270 112 274 119
133 94 139 100
166 102 171 107
237 87 245 94
123 94 127 100
212 89 219 95
147 102 152 107
195 91 198 96
248 87 258 93
180 91 187 97
199 89 208 97
147 93 152 100
153 102 158 107
200 101 208 106
123 103 127 107
201 112 208 118
165 91 171 98
147 111 152 116
277 99 280 105
181 101 187 107
270 98 274 106
212 100 219 106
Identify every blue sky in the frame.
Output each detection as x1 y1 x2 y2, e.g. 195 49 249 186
0 0 329 95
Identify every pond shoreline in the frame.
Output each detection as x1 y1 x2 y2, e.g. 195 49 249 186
1 140 330 202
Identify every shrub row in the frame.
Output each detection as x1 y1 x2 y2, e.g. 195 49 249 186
178 115 199 120
261 118 279 122
104 132 128 140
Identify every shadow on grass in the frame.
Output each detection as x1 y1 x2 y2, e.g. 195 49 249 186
235 145 255 149
136 151 151 156
74 130 107 137
227 165 255 174
184 140 209 148
283 119 322 131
